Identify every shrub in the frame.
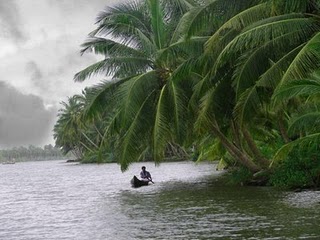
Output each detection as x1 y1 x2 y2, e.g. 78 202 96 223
269 146 320 189
228 166 253 185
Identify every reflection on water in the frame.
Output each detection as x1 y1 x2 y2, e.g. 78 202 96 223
0 160 319 239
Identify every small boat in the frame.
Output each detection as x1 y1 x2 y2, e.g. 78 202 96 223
131 175 149 188
2 157 15 164
2 160 15 164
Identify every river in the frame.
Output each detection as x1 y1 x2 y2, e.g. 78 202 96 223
0 160 319 239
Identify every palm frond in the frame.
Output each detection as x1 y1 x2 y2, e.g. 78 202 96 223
158 36 207 66
194 87 216 134
92 2 157 54
231 30 314 124
258 44 304 89
74 57 152 82
95 1 150 36
80 37 147 58
273 77 320 103
168 78 189 143
166 0 203 43
232 47 268 99
270 0 310 14
148 0 166 49
153 84 172 161
214 15 317 70
272 132 320 164
205 2 270 53
289 111 320 135
162 0 198 15
278 32 320 87
116 71 158 124
81 78 128 119
195 76 234 132
233 86 263 127
99 109 122 147
185 0 257 38
170 57 203 82
118 90 156 171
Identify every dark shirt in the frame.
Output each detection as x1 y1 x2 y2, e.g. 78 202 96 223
140 170 151 180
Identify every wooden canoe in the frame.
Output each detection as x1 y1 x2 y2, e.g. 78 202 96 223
131 175 149 188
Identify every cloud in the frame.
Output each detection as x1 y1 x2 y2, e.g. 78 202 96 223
18 38 101 107
0 0 25 41
0 81 56 148
0 0 112 104
0 0 126 148
25 61 46 91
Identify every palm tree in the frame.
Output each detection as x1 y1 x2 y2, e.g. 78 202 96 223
54 96 83 159
188 0 320 172
53 95 95 159
54 87 115 162
74 0 209 170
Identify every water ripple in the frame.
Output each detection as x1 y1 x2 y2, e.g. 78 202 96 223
0 161 319 239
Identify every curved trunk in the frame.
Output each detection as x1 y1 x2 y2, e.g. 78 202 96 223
211 120 261 173
231 120 242 149
242 126 270 168
278 111 290 143
71 146 83 160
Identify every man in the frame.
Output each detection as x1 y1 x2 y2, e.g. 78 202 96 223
140 166 152 182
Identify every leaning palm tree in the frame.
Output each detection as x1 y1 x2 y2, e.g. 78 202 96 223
189 0 320 172
74 0 209 170
206 0 320 123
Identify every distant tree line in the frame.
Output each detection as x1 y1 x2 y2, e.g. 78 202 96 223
0 144 71 162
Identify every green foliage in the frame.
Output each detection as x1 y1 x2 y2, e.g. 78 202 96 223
54 0 320 178
270 146 320 189
228 167 254 185
69 0 207 171
259 137 284 159
81 151 115 164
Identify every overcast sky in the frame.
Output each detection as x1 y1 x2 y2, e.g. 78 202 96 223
0 0 122 148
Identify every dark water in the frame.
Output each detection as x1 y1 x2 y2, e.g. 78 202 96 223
0 160 319 239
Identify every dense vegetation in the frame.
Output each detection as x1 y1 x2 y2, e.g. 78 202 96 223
0 144 68 162
54 0 320 188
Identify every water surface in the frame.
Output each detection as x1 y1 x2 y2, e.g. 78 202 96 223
0 160 319 239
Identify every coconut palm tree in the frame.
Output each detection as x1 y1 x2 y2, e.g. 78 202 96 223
54 87 116 162
74 0 212 170
188 0 320 172
54 96 86 159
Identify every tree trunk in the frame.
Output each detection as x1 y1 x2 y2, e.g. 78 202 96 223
211 120 261 173
230 120 242 149
242 126 270 168
278 112 290 143
72 146 83 160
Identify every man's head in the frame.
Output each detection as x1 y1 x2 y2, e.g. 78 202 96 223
142 166 146 170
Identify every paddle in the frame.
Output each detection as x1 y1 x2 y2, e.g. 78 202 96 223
147 177 154 184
